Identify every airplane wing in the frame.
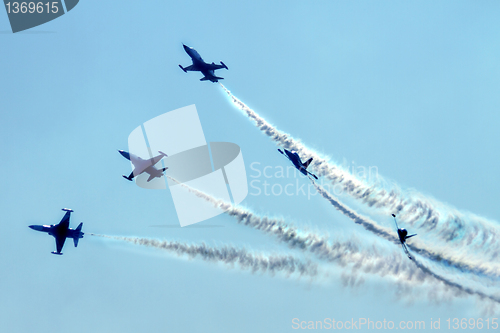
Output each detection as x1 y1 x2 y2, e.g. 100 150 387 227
182 65 198 71
51 209 71 253
149 154 165 166
392 214 399 230
58 211 71 229
401 243 412 259
55 235 66 254
205 63 225 70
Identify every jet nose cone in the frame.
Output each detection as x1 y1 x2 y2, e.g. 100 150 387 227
29 225 43 231
118 150 131 160
183 44 190 52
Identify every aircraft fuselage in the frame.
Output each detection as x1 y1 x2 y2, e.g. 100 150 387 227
29 224 84 241
184 44 204 63
284 149 308 176
397 228 408 244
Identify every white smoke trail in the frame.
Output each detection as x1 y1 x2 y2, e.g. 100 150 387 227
310 180 500 279
219 83 500 259
412 257 500 307
93 234 318 278
167 177 500 306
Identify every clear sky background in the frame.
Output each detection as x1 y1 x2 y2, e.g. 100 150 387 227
1 1 500 332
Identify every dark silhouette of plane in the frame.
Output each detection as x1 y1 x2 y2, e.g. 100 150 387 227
29 208 84 255
278 148 318 180
392 214 416 259
179 44 228 82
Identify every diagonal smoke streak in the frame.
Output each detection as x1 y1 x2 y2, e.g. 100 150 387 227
412 258 500 304
219 83 500 258
167 176 500 305
310 180 500 279
93 234 318 278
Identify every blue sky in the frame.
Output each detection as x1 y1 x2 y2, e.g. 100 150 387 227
1 1 500 332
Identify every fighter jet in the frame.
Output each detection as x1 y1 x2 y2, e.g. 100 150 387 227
278 148 318 180
119 150 168 182
29 208 84 255
179 44 228 82
392 214 417 259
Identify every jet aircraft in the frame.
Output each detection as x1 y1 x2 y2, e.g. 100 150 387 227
278 148 318 180
179 44 228 82
29 208 84 255
392 214 417 259
119 150 168 182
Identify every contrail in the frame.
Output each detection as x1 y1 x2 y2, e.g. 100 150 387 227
92 234 318 278
219 83 500 259
412 257 500 305
310 180 500 278
167 177 500 305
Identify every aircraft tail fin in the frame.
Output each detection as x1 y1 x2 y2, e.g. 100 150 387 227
303 157 313 169
74 223 83 247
